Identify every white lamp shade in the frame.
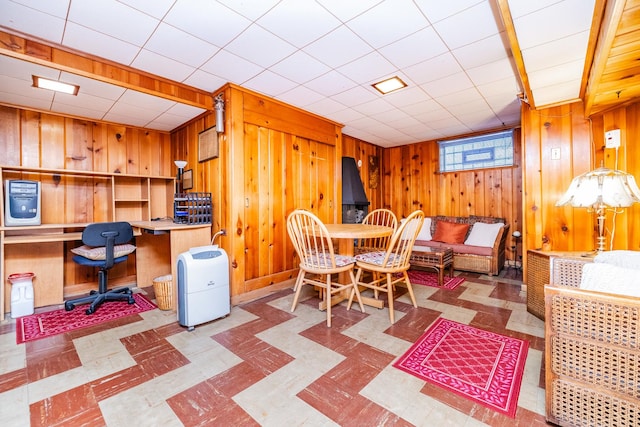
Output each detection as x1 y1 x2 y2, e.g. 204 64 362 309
174 160 187 169
556 167 640 208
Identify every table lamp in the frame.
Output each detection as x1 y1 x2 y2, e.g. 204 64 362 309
174 160 187 194
556 166 640 252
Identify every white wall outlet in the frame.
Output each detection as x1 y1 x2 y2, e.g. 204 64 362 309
551 148 561 160
605 129 621 148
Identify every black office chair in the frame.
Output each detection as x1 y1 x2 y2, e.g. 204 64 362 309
65 222 136 315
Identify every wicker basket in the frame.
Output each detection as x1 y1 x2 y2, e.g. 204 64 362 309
152 275 173 310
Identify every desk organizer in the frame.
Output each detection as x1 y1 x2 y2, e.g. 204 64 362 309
174 192 212 224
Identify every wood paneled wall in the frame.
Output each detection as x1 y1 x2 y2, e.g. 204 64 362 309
171 84 343 304
0 105 174 288
379 129 523 262
522 100 640 255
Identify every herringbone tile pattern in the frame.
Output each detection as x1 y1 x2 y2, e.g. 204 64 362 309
0 269 547 426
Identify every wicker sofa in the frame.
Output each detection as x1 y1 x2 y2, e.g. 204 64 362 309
544 256 640 427
412 215 509 276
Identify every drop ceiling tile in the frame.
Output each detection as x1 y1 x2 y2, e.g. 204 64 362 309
512 0 595 50
143 23 220 68
422 72 474 98
59 72 126 100
0 0 67 43
200 50 263 84
507 0 570 19
337 52 396 85
521 30 590 72
351 98 396 116
164 103 206 119
67 0 159 46
182 70 227 93
414 0 486 23
404 52 462 85
51 97 110 121
378 26 449 68
131 50 196 83
0 74 54 104
217 0 281 21
383 86 431 108
437 91 488 112
433 1 501 50
258 0 341 48
305 97 350 117
316 0 382 21
346 0 429 48
452 33 509 69
145 113 188 131
270 51 331 84
477 76 521 98
224 24 297 68
331 85 378 106
277 85 326 107
305 70 358 97
118 0 174 19
467 57 517 86
242 70 299 97
305 25 373 68
53 90 115 113
330 107 366 123
165 0 251 46
0 90 53 111
532 81 581 106
405 99 449 115
528 59 585 89
63 22 141 66
0 55 60 81
119 89 175 112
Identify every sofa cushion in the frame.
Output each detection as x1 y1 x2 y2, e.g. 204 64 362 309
464 222 504 247
580 262 640 297
417 217 432 241
432 221 469 244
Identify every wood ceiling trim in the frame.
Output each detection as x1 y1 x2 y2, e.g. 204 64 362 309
0 30 213 111
495 0 533 107
584 0 628 116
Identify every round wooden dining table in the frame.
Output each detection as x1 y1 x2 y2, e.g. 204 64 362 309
316 223 393 310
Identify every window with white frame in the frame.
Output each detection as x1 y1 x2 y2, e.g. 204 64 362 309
438 130 514 172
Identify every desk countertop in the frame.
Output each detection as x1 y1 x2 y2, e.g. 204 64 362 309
130 220 211 231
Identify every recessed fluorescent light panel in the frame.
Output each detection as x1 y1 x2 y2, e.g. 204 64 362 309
32 75 79 95
372 76 407 94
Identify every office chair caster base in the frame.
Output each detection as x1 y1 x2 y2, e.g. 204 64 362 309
65 302 75 311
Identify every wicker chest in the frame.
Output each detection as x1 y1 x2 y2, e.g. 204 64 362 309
526 250 586 320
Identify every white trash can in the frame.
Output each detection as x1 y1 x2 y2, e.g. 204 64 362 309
9 272 35 318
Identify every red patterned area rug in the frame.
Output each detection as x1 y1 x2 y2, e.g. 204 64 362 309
393 318 528 418
16 293 156 344
407 269 465 290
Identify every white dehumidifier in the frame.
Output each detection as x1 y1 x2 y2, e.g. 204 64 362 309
177 242 230 331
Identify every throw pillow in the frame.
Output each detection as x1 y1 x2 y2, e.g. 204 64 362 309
464 222 504 247
71 244 136 260
417 217 432 241
432 221 469 244
580 262 640 297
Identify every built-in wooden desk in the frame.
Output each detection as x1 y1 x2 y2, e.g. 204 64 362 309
130 220 212 311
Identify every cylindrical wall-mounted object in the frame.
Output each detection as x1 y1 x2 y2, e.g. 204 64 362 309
214 94 224 133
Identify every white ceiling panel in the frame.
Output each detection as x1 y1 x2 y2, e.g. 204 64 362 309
0 0 598 147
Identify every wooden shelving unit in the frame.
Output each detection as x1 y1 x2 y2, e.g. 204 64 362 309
0 165 175 319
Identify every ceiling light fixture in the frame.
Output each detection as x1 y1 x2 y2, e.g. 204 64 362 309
32 75 79 95
372 76 407 95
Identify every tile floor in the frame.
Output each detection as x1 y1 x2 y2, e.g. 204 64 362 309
0 268 548 427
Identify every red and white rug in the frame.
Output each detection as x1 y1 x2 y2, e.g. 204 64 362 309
393 318 528 418
16 293 156 344
407 269 465 290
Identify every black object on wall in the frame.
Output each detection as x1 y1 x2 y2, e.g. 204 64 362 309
342 157 369 223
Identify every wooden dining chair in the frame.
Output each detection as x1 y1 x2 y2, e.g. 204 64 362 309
287 209 365 326
355 208 398 255
348 209 424 324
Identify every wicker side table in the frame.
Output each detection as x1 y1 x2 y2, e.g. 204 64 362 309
526 250 586 320
410 246 454 286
